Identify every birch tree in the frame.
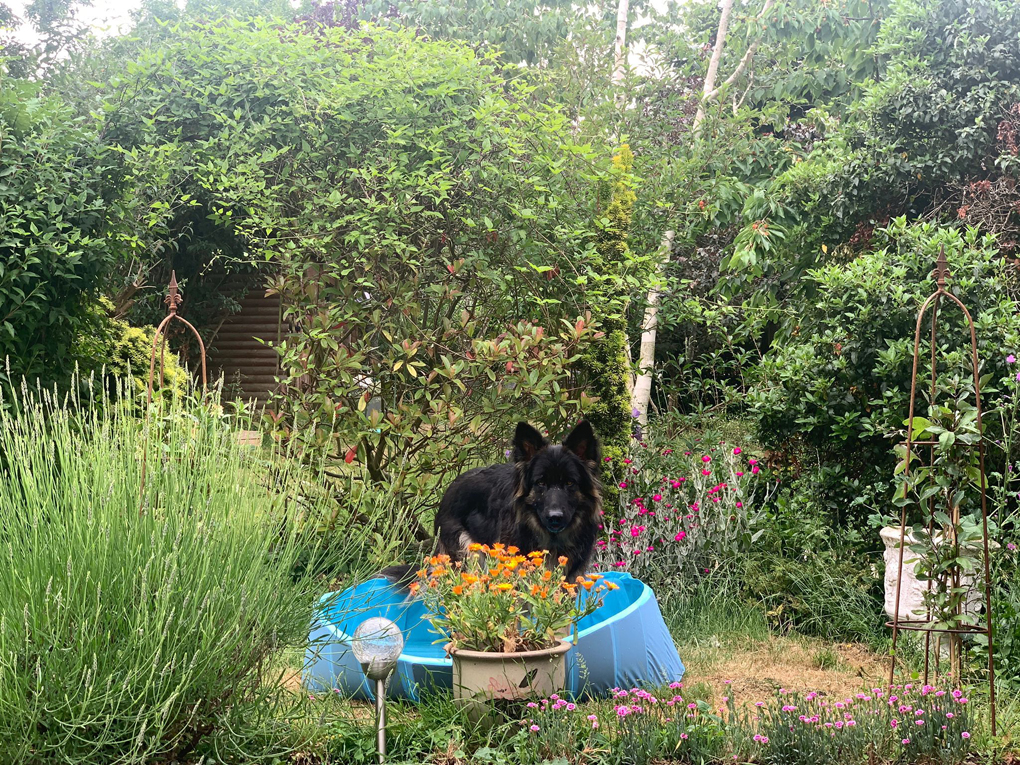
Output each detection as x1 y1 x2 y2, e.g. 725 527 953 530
693 0 776 131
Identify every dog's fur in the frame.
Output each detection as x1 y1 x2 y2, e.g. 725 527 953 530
431 420 602 581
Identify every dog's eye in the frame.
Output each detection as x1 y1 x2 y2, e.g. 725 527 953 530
566 480 575 487
536 481 546 488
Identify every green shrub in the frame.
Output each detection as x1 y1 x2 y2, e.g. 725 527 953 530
0 84 126 387
73 298 190 397
750 220 1020 486
0 384 387 764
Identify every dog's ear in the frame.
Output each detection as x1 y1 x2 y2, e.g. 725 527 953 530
563 420 600 463
512 422 548 463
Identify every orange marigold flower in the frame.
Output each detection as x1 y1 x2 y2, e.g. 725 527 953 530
496 582 513 592
461 573 479 585
452 585 463 595
606 582 619 591
542 570 553 581
468 543 484 552
506 546 520 555
432 567 447 577
557 556 568 567
581 581 593 591
409 582 420 595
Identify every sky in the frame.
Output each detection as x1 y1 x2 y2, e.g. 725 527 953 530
7 0 143 43
6 0 673 47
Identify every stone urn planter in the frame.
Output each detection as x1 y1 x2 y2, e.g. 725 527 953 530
880 526 993 622
448 641 571 723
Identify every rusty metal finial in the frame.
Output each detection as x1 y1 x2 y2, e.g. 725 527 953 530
165 270 184 315
932 245 950 288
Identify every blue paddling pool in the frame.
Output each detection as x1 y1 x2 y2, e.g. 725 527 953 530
304 571 684 701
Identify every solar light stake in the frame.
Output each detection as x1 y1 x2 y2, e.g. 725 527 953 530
351 618 404 765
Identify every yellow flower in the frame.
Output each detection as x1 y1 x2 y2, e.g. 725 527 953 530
496 583 513 592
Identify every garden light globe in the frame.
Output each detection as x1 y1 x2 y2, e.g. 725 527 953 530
352 617 404 681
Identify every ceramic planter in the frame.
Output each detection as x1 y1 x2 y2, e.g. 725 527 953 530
880 526 993 622
448 641 570 722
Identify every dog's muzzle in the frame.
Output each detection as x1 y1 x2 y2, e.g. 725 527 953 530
544 512 567 533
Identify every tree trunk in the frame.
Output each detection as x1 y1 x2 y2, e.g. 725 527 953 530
612 0 629 92
631 230 674 425
694 0 775 132
693 0 735 131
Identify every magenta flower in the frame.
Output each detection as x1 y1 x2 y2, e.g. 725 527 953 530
1009 355 1017 364
962 731 971 739
733 447 742 454
652 493 662 502
674 531 686 541
702 455 711 463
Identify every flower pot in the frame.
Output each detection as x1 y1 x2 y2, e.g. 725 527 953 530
880 526 994 622
448 641 570 723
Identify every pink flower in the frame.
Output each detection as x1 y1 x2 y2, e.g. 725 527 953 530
603 456 612 462
1009 355 1017 364
652 494 662 502
736 502 743 508
702 455 711 463
902 738 910 745
733 447 742 454
962 731 971 739
752 466 760 474
674 532 686 541
701 469 711 476
529 724 540 732
619 482 628 489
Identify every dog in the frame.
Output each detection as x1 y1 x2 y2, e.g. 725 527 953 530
378 420 602 587
434 420 602 581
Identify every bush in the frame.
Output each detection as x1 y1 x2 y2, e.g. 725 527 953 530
73 298 190 397
0 384 386 764
98 21 652 520
0 85 125 386
749 220 1020 488
595 422 771 583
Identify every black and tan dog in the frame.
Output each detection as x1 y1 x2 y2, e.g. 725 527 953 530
432 420 602 581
